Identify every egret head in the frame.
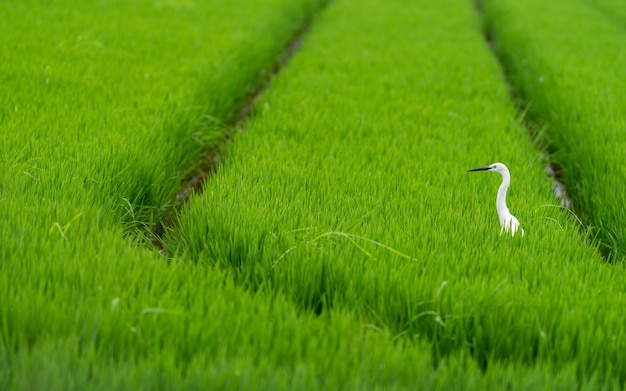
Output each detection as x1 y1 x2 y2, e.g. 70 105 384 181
467 162 509 175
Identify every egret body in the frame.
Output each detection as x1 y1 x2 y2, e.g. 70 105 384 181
468 162 524 237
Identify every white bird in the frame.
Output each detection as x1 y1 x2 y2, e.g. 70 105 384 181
468 162 524 237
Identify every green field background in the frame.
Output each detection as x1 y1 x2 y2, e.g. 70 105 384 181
1 0 625 389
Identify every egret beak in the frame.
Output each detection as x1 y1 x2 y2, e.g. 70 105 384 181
467 166 492 172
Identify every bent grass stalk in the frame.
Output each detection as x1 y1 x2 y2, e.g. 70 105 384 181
273 228 416 269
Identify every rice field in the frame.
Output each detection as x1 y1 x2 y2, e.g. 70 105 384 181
2 0 625 389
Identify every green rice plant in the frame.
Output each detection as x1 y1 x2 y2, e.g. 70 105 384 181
2 280 619 391
481 0 626 259
582 0 626 25
0 0 326 240
168 0 626 386
2 237 609 389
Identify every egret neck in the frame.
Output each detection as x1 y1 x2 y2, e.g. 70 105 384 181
496 167 511 227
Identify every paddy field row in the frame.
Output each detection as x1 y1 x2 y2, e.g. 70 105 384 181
482 0 626 258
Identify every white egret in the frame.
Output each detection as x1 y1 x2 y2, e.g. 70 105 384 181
467 162 524 237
